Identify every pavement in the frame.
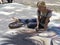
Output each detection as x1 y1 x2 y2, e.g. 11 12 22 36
0 3 60 45
13 0 60 4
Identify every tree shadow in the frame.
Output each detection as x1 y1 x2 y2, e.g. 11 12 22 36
48 26 60 35
0 32 39 45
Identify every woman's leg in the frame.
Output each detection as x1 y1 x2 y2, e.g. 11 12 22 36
11 0 13 3
7 0 13 3
7 0 10 3
0 0 3 4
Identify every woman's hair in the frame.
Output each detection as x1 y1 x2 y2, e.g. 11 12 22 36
37 1 46 7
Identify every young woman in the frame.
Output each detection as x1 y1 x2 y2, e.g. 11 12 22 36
36 1 52 32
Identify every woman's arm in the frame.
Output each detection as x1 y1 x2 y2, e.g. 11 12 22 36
36 9 41 28
44 17 50 30
37 15 41 28
44 10 52 30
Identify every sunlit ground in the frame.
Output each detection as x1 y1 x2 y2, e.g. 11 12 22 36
0 3 60 45
0 3 60 32
0 3 60 34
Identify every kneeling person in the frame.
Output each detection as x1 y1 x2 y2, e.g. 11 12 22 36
36 1 52 32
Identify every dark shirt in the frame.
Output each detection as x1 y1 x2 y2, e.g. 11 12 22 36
37 9 52 17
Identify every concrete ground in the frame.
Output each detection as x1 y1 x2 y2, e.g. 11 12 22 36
0 3 60 45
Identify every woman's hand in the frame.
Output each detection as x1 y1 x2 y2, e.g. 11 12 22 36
12 17 19 22
44 26 47 31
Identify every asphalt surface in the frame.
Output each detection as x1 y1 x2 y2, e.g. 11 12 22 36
0 3 60 45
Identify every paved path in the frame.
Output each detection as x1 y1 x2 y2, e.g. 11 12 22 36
0 3 60 36
0 3 60 45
